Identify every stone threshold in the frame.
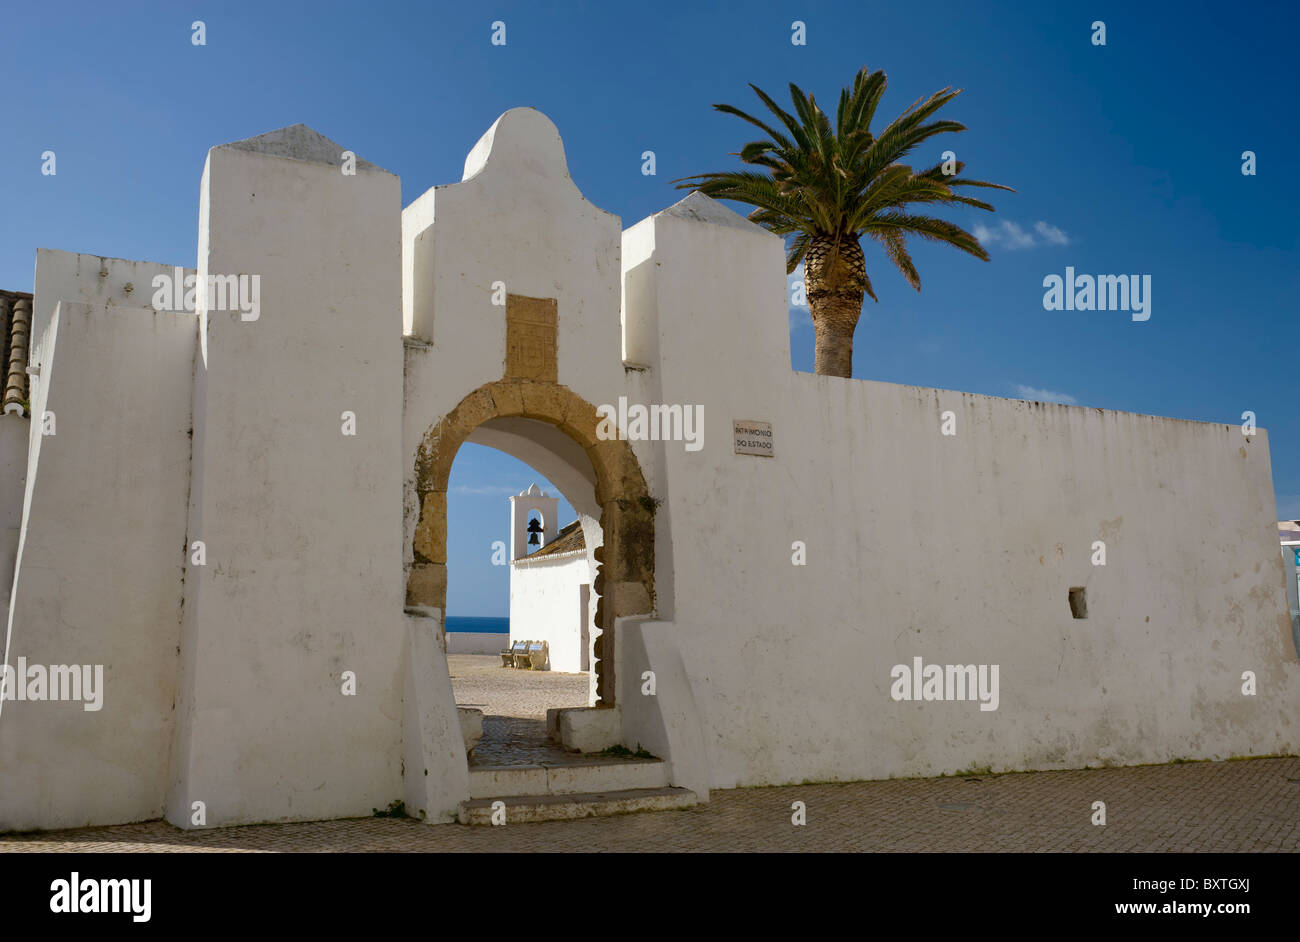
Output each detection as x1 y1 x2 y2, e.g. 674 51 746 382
458 786 697 825
468 757 668 799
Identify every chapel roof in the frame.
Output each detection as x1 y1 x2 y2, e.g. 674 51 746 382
524 519 586 560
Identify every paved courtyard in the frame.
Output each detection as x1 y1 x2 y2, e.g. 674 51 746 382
449 654 591 720
449 653 597 767
3 756 1297 853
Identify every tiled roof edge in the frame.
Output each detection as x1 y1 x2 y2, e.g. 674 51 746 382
2 293 31 416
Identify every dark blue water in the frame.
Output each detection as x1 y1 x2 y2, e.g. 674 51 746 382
446 615 509 634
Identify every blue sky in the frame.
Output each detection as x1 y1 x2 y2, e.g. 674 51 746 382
3 1 1296 615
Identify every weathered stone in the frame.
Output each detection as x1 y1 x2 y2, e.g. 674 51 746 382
406 562 448 609
413 491 447 564
458 785 697 825
612 504 655 595
586 439 648 507
559 390 602 443
488 380 525 417
422 420 468 492
458 707 484 755
452 386 498 434
504 294 558 382
586 440 628 504
556 705 622 752
611 581 652 617
519 380 567 421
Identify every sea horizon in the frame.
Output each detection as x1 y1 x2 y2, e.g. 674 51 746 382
445 615 509 634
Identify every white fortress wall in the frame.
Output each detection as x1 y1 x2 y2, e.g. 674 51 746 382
0 415 28 624
0 109 1293 831
31 250 197 350
4 251 199 632
0 302 195 830
165 128 407 828
629 194 1300 789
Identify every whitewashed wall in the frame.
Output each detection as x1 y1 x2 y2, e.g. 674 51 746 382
510 553 590 672
0 416 28 625
31 251 196 352
625 195 1300 788
0 302 195 830
166 127 407 828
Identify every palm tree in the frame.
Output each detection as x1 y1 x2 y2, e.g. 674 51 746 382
674 67 1012 378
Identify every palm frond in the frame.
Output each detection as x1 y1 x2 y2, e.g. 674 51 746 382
872 229 922 291
675 66 1010 290
863 212 991 262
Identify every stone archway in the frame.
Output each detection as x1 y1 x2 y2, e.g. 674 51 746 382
407 378 655 704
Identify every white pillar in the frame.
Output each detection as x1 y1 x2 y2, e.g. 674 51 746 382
167 125 405 828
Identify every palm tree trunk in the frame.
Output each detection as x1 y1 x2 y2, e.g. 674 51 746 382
811 304 858 377
804 234 867 378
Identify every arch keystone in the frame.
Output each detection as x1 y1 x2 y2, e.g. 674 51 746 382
519 380 567 420
489 380 526 417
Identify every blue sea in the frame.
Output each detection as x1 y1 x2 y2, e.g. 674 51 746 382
445 615 509 634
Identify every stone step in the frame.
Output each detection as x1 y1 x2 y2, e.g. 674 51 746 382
458 786 698 825
468 758 668 799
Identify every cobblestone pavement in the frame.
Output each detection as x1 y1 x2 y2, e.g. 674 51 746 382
448 654 590 721
4 757 1297 853
450 654 607 767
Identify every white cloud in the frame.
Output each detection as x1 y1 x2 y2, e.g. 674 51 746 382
975 220 1035 250
974 220 1070 251
1014 384 1077 405
1033 221 1070 245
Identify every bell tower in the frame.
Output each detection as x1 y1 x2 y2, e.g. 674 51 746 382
508 483 558 561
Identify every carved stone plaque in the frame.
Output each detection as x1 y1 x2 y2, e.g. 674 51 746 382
505 294 558 383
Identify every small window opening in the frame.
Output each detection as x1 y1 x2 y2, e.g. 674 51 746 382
1068 586 1088 619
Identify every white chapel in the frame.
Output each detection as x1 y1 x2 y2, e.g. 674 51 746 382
508 484 597 673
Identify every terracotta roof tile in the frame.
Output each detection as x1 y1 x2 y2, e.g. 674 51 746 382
522 519 585 560
0 290 32 416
